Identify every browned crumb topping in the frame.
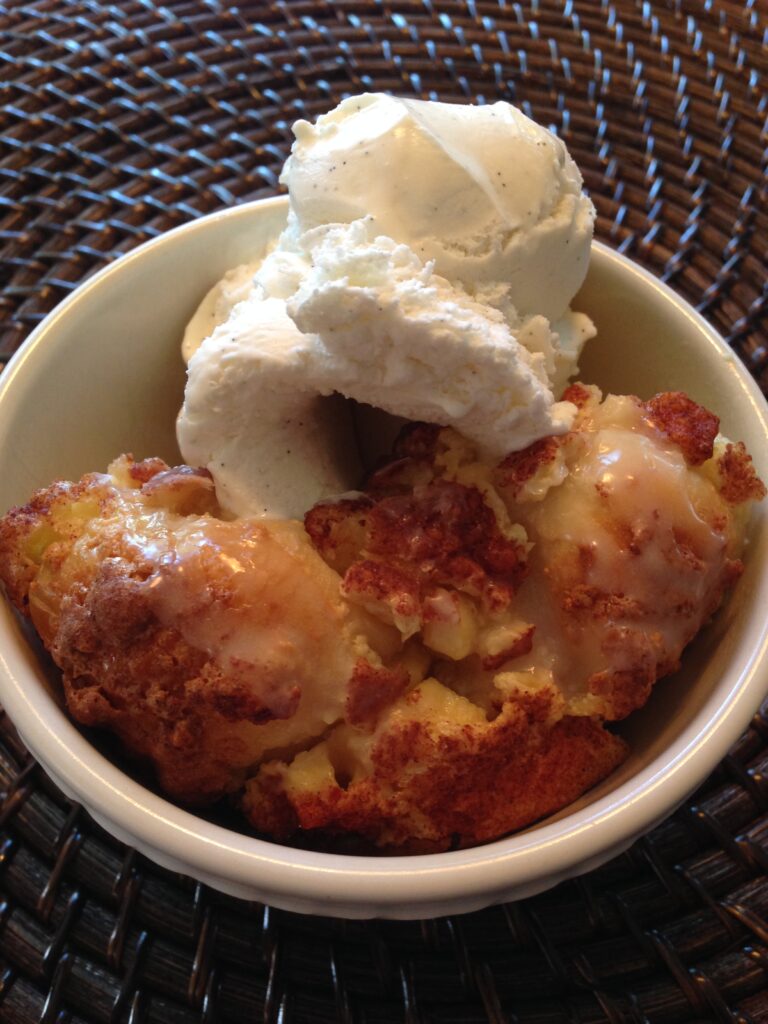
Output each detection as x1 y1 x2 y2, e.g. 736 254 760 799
644 391 719 465
346 659 411 727
561 382 594 409
717 441 767 505
308 479 528 618
244 694 627 851
496 436 561 493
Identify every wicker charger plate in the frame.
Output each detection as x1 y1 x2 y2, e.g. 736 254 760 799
0 1 767 1021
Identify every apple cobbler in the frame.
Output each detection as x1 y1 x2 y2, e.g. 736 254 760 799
0 386 763 850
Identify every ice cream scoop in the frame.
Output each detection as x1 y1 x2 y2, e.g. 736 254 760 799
284 92 594 323
178 94 597 517
287 219 583 456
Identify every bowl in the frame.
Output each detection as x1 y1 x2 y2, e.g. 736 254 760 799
0 196 766 919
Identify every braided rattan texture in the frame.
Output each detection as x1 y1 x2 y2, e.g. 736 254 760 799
0 1 767 1021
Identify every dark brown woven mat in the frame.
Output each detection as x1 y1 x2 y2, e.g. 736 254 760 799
1 1 767 1021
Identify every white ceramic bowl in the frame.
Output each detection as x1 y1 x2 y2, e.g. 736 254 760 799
0 197 766 919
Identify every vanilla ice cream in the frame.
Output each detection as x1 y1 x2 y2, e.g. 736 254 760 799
178 93 597 517
284 93 593 323
178 297 360 518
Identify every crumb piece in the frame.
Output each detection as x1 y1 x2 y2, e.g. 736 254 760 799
644 392 719 465
717 441 767 504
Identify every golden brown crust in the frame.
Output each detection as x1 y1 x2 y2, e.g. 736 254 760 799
346 659 411 727
244 686 627 851
304 497 373 575
342 559 421 628
126 456 171 484
561 382 594 409
534 506 743 721
495 437 561 496
366 482 526 594
0 477 96 610
0 456 375 804
717 441 767 504
308 479 528 632
644 392 719 465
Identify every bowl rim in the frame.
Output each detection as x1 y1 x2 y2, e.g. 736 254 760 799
1 196 767 915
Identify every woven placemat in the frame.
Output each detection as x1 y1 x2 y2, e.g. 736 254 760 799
1 2 767 1021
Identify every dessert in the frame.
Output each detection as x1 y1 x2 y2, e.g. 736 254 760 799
178 94 596 518
0 387 763 849
0 95 764 852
